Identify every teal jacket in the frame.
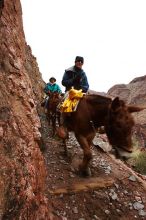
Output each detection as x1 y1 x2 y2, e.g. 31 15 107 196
44 83 62 94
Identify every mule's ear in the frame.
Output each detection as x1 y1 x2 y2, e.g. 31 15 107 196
111 97 120 110
128 106 146 113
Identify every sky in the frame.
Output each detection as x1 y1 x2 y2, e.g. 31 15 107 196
20 0 146 93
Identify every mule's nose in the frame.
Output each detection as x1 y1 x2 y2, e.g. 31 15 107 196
111 147 133 161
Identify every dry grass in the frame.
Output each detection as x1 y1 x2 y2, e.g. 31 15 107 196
128 136 146 175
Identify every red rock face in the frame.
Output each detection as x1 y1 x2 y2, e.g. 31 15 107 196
0 0 51 219
107 76 146 148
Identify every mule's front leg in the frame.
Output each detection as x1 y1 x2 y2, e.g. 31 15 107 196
57 111 61 126
63 139 68 156
51 114 56 136
47 111 51 125
75 134 92 176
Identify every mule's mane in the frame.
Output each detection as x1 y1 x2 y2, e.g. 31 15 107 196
85 94 112 105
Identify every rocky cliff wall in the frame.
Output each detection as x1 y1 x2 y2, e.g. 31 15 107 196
0 0 51 219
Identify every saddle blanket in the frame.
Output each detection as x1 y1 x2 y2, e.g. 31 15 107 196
60 88 84 112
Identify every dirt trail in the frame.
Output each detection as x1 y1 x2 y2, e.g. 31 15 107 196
40 112 146 220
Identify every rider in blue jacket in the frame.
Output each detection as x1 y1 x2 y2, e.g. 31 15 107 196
57 56 89 139
62 56 89 93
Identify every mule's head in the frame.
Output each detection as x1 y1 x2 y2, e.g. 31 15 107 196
105 97 144 160
49 92 61 108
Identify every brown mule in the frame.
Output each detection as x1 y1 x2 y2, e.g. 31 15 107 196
58 94 145 176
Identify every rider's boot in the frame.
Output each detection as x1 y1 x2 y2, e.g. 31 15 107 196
57 113 69 139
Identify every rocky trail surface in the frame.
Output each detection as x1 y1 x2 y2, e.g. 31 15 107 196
40 111 146 220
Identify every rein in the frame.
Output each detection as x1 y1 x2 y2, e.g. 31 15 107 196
84 95 97 133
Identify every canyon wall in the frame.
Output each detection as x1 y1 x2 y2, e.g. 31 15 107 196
0 0 52 219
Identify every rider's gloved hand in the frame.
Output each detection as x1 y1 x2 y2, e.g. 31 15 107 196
47 90 51 95
73 74 81 83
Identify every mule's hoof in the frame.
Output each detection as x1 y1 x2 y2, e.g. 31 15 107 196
79 167 92 177
63 150 68 157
